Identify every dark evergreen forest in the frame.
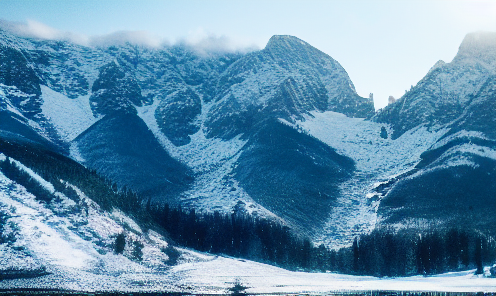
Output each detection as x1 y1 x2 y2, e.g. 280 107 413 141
148 203 496 276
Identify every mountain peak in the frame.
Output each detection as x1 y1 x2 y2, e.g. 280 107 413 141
265 35 311 50
454 31 496 66
263 35 331 64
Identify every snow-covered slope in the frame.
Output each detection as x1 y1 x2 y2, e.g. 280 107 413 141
0 154 495 293
291 111 447 247
40 85 98 141
137 101 279 219
0 153 178 290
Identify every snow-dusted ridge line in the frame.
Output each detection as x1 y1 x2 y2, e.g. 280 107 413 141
430 130 494 151
9 157 56 194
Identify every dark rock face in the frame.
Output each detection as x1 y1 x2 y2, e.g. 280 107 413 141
90 61 145 116
0 45 42 118
155 87 201 146
30 40 91 99
75 112 193 203
451 75 496 138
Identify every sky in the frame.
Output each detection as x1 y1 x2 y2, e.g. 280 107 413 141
0 0 495 110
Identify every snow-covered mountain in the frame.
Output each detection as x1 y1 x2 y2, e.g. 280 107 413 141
0 26 495 254
372 32 496 235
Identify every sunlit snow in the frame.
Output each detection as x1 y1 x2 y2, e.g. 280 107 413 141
40 86 99 141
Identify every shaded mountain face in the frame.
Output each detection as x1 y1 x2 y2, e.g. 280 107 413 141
234 119 355 234
75 111 194 203
155 87 201 146
89 61 146 116
0 45 42 118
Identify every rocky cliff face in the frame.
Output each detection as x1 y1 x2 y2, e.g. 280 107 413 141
0 29 375 236
374 32 496 139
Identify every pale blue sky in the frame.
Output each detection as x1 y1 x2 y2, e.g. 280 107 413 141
1 0 495 109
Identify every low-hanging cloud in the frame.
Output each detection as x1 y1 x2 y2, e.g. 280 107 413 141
89 30 165 48
178 27 259 55
0 19 165 48
0 19 259 53
179 35 259 56
0 19 89 45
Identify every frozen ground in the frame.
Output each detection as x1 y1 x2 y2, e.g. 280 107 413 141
0 253 495 294
171 256 496 294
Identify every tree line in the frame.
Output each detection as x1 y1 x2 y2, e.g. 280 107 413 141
148 203 496 276
149 203 314 270
348 227 495 276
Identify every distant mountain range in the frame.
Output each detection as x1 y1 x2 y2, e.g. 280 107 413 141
1 27 495 255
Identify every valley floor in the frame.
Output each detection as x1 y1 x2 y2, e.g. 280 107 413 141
0 253 495 295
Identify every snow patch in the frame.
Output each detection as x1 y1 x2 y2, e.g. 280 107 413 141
9 157 56 194
40 85 99 141
69 142 85 162
111 209 142 234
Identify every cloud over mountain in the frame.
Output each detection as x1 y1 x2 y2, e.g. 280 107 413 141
0 19 257 53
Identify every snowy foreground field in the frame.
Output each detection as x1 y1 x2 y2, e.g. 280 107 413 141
0 253 495 295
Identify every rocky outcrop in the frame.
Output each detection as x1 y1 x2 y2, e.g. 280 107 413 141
205 35 374 139
89 61 145 116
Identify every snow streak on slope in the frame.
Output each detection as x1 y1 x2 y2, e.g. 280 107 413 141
292 111 448 248
137 101 280 218
40 86 99 141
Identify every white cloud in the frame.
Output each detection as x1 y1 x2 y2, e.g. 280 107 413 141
0 19 258 54
0 19 164 48
178 27 259 55
89 30 164 48
0 19 89 44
